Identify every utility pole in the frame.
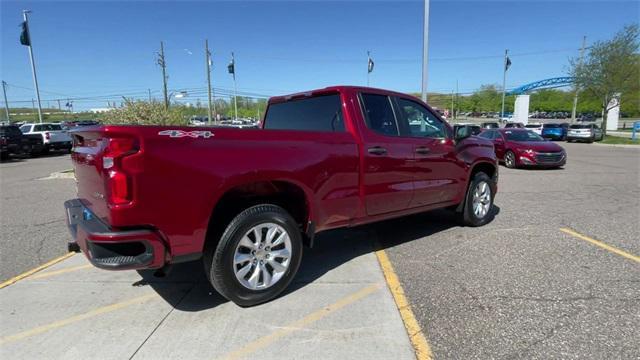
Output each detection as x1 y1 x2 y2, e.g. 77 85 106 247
57 99 61 111
205 40 214 125
148 88 152 102
455 79 459 120
500 49 509 119
421 0 430 103
451 90 454 121
2 81 10 121
22 10 43 123
157 41 169 109
571 36 587 123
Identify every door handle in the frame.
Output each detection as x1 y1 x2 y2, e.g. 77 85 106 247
415 147 430 155
368 146 387 155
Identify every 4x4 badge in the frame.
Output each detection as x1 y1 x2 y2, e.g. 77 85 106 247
158 130 214 138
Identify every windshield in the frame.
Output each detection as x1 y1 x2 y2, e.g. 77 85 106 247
504 130 544 141
525 124 541 128
544 124 561 128
570 124 591 129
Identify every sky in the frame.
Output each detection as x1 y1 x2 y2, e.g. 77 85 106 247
1 0 639 111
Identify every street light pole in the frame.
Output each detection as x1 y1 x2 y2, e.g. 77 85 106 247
232 52 238 121
421 0 430 103
500 49 508 119
22 10 43 123
2 81 10 121
205 40 214 125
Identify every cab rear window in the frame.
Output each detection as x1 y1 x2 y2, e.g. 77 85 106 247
264 94 344 132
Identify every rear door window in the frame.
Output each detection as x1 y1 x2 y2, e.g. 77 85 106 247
360 93 399 136
264 94 344 132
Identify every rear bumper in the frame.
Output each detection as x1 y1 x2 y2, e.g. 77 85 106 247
541 132 564 139
566 135 593 142
64 199 166 270
48 141 72 149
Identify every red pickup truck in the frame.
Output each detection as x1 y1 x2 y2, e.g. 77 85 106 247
65 86 497 306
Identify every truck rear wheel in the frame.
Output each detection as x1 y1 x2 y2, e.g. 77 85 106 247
206 204 303 307
459 172 494 227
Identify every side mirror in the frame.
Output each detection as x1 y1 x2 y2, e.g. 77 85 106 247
454 125 473 141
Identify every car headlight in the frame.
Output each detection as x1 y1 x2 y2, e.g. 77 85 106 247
517 148 535 155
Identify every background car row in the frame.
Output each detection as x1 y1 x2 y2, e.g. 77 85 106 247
0 120 98 160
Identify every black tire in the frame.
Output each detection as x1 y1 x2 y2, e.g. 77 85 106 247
205 204 303 307
504 150 516 168
459 172 495 227
0 152 8 161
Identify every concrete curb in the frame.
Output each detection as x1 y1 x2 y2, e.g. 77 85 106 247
593 143 640 149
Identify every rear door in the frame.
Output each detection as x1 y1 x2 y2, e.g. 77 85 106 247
394 97 465 207
358 93 415 216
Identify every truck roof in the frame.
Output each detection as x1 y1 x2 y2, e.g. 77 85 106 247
268 85 419 104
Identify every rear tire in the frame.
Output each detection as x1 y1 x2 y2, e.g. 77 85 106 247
459 172 495 227
205 204 303 307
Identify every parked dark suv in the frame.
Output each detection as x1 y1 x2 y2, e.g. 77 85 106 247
0 125 44 160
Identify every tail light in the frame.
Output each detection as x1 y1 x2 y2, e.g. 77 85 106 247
103 137 139 205
0 138 6 145
45 132 51 140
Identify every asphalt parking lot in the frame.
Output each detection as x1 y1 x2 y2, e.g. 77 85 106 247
1 142 638 359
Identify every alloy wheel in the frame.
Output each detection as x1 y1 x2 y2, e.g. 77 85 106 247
233 223 292 290
472 181 492 219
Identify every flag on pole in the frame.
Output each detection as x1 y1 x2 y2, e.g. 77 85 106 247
207 50 212 67
505 56 512 71
368 56 374 74
227 57 235 75
19 21 30 46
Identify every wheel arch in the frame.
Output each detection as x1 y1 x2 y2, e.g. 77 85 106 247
203 179 314 256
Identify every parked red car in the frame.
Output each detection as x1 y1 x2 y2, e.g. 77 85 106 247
65 86 498 306
479 128 566 168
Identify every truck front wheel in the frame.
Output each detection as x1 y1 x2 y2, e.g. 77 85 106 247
206 204 303 307
460 172 495 227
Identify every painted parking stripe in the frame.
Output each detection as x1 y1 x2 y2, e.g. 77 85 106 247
222 283 382 360
28 264 93 280
0 253 75 289
0 293 159 345
560 228 639 263
376 248 434 360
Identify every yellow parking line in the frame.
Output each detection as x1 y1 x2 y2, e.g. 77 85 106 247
28 264 93 280
560 228 640 263
223 283 382 360
0 252 75 289
0 293 158 345
375 248 434 360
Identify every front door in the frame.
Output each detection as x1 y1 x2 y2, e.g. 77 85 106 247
394 97 465 207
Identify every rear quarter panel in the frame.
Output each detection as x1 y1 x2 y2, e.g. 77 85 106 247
85 126 360 257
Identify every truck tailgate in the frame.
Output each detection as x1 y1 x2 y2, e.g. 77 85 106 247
49 130 72 143
70 130 111 222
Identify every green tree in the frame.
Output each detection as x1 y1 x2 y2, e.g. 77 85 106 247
102 98 187 125
570 24 640 133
